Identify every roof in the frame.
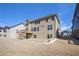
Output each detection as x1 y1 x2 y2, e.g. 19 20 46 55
29 14 60 24
0 26 10 29
10 23 24 28
9 14 60 29
4 26 10 29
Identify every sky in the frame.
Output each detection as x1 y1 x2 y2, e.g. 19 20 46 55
0 3 76 31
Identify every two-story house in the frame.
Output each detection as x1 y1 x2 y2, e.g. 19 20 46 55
18 14 60 41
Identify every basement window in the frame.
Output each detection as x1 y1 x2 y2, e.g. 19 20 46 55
47 34 52 39
34 35 37 38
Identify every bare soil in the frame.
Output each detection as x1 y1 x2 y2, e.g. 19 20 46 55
0 38 79 56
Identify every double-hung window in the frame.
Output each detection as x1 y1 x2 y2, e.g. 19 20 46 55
32 27 39 32
47 24 52 30
37 27 39 31
52 16 54 21
46 18 48 22
35 20 40 24
34 27 36 31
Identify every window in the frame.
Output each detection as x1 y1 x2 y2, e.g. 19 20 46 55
32 27 39 32
3 29 7 32
77 18 79 23
77 13 79 17
0 34 2 37
0 30 2 32
47 24 52 30
3 34 7 37
46 18 48 22
47 34 52 39
34 35 37 38
34 27 36 31
37 27 39 31
52 16 54 21
35 20 40 24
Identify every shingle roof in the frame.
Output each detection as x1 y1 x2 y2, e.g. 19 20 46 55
10 23 23 28
4 26 10 29
29 14 60 24
0 26 10 29
8 14 60 29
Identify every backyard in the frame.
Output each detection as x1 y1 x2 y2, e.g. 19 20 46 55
0 38 79 56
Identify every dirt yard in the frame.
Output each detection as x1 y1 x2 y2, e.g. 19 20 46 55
0 38 79 56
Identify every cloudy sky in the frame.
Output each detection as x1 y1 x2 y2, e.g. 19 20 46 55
0 3 76 31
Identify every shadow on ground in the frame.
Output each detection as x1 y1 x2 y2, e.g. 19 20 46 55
57 36 79 45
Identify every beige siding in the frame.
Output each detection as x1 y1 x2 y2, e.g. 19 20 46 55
0 15 60 41
29 17 56 41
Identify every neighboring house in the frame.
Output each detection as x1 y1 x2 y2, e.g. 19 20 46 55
72 3 79 39
61 30 71 37
0 26 10 39
9 23 25 39
20 14 60 41
0 24 25 39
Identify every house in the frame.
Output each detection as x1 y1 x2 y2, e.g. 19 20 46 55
72 3 79 39
9 23 25 39
0 26 10 39
18 14 60 41
60 30 71 37
0 14 60 41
